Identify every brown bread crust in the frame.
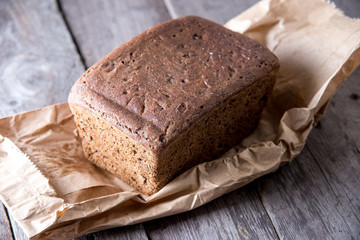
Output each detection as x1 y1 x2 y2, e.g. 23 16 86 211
68 16 279 194
69 16 279 153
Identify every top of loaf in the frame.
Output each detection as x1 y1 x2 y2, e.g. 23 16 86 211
69 16 279 154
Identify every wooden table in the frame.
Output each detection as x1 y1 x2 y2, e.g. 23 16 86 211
0 0 359 239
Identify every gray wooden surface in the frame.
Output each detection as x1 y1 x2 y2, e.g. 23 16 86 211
0 0 359 239
0 205 12 240
0 0 84 118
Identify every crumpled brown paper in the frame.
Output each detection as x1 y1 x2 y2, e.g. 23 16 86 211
0 0 359 239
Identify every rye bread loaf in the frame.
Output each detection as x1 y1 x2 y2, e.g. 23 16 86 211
68 16 279 195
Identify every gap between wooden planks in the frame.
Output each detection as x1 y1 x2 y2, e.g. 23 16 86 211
0 0 84 239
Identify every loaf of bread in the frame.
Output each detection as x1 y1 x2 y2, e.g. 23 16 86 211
68 16 279 195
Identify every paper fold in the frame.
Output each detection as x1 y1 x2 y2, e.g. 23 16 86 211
0 0 359 239
0 136 64 237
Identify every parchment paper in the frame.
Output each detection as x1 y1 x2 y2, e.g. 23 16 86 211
0 0 359 239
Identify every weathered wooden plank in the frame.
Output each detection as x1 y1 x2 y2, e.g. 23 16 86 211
0 0 85 239
144 182 278 240
260 146 359 239
262 64 359 239
259 47 360 239
76 224 148 240
164 0 258 25
327 67 360 152
306 71 360 228
0 206 13 240
333 0 360 18
60 0 172 67
259 0 360 238
0 0 84 118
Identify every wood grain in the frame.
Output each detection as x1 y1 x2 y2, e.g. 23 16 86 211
327 67 360 152
260 146 359 239
258 0 360 238
0 0 84 239
164 0 258 25
306 70 360 231
259 69 360 239
0 206 13 240
76 224 148 240
0 0 84 118
333 0 360 18
60 0 172 67
144 182 278 240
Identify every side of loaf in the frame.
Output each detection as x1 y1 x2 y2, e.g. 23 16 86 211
68 16 280 195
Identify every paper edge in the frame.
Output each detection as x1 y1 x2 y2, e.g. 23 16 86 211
0 136 65 238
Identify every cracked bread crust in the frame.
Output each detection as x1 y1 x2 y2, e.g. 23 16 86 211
68 16 279 154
